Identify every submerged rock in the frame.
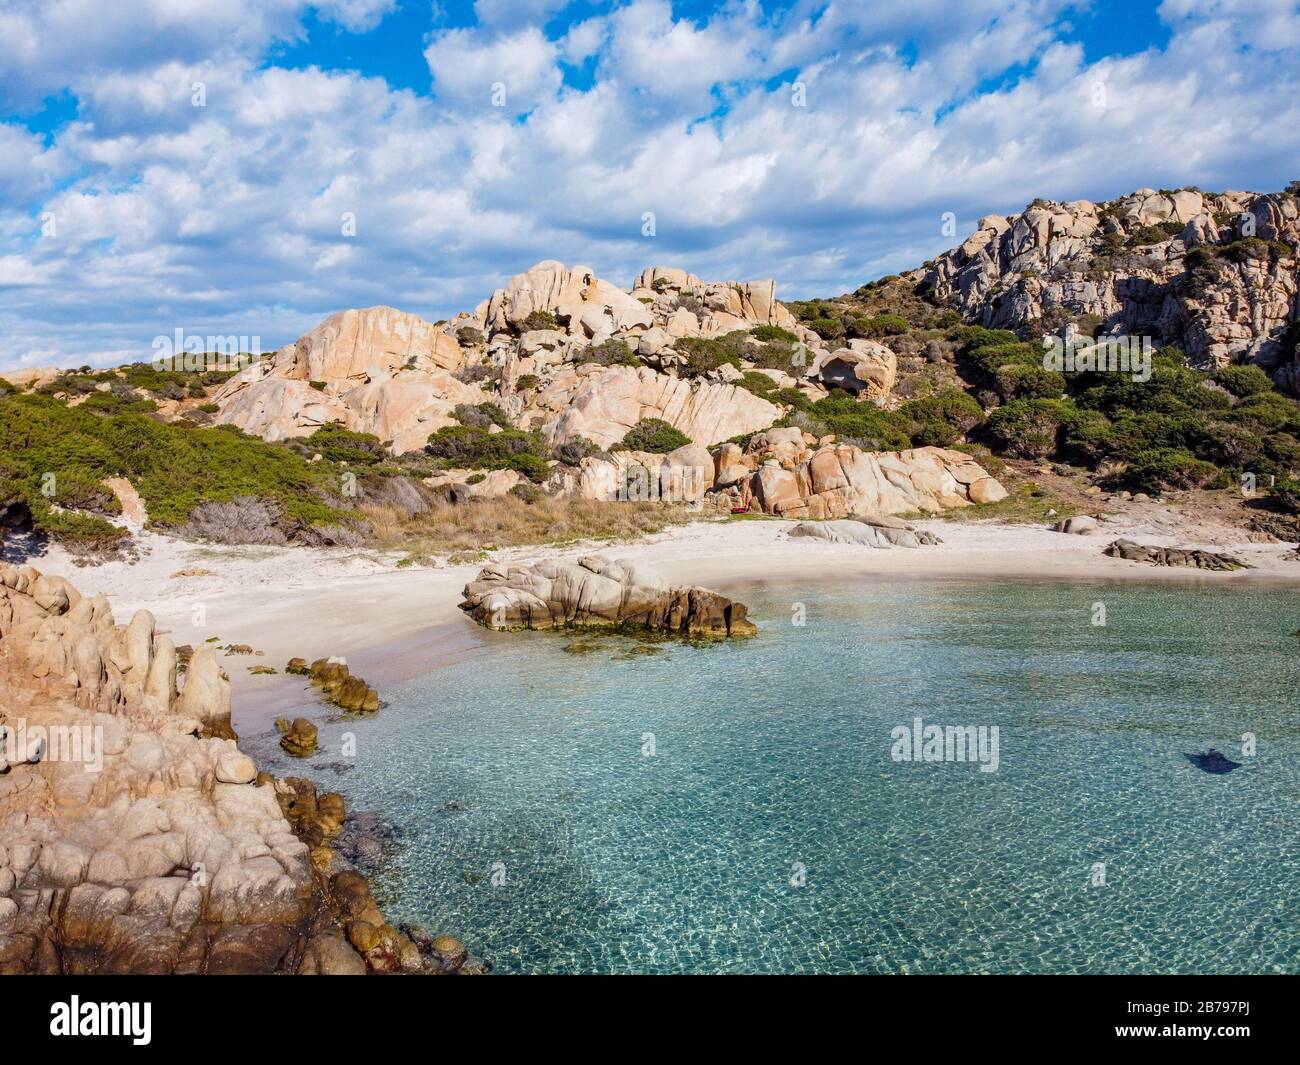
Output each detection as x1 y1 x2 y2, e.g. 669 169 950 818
460 554 756 638
1184 749 1243 774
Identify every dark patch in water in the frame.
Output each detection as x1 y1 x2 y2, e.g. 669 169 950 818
1184 749 1242 774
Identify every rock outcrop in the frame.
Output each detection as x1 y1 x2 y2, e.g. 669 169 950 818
915 185 1300 388
0 563 469 975
210 260 807 457
537 365 780 449
709 428 1007 519
460 555 757 638
788 517 941 548
212 306 487 453
1103 539 1247 570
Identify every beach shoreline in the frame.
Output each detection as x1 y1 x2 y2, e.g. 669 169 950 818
18 514 1299 719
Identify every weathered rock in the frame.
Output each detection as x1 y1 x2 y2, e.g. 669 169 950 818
0 565 377 975
1103 539 1247 570
788 518 940 548
915 185 1300 387
460 555 757 638
279 718 318 757
710 440 1007 519
809 341 897 404
1053 515 1098 535
538 365 780 450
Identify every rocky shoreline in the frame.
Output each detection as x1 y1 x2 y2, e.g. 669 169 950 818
0 561 483 975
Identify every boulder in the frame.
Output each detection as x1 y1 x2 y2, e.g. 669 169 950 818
460 555 757 638
279 717 319 757
1053 515 1098 535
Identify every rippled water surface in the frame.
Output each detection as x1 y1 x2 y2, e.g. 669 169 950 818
249 578 1300 973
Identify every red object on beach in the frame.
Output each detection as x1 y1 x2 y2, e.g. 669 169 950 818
731 506 749 514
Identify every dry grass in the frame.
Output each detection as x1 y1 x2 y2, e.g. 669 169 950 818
362 495 691 559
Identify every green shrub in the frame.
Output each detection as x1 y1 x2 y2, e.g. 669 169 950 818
516 373 540 391
453 402 510 429
807 317 845 342
749 325 800 344
1122 449 1227 492
1127 220 1183 246
573 338 640 367
310 380 327 391
675 332 748 378
425 424 551 481
1059 409 1116 464
773 386 812 411
456 326 486 346
1212 364 1274 398
520 310 560 332
736 371 778 397
552 436 604 466
851 313 910 338
304 425 387 466
510 482 544 504
900 388 985 447
802 392 911 450
985 398 1078 459
619 419 691 453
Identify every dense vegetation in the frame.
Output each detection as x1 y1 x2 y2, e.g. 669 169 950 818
0 392 352 547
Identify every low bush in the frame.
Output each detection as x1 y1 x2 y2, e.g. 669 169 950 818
619 418 691 453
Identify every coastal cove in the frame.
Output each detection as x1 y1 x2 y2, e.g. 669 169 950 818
234 571 1300 975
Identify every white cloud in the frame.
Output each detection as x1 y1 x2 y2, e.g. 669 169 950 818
2 0 1300 369
424 25 562 111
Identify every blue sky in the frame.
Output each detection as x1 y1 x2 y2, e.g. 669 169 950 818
1 0 1298 370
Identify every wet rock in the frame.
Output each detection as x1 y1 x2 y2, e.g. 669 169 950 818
279 717 319 757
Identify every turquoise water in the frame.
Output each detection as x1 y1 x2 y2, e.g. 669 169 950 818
249 578 1300 974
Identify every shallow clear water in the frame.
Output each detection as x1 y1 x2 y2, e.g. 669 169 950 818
248 577 1300 974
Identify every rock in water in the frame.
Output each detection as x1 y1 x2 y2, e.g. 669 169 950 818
459 555 756 638
1184 750 1243 774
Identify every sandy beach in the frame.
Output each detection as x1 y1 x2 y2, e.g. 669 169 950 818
20 511 1299 718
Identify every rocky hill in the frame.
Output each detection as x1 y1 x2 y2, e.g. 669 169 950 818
913 185 1300 391
3 183 1298 553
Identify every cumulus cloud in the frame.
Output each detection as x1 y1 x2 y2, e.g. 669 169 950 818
1 0 1299 369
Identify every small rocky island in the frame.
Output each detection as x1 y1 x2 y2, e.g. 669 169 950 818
460 555 757 638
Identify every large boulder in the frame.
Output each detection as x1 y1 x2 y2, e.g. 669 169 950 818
809 341 897 404
459 555 757 638
538 365 780 449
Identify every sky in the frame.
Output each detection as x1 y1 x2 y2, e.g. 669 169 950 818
1 0 1299 371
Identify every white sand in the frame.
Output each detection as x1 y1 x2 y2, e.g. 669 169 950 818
22 513 1299 702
